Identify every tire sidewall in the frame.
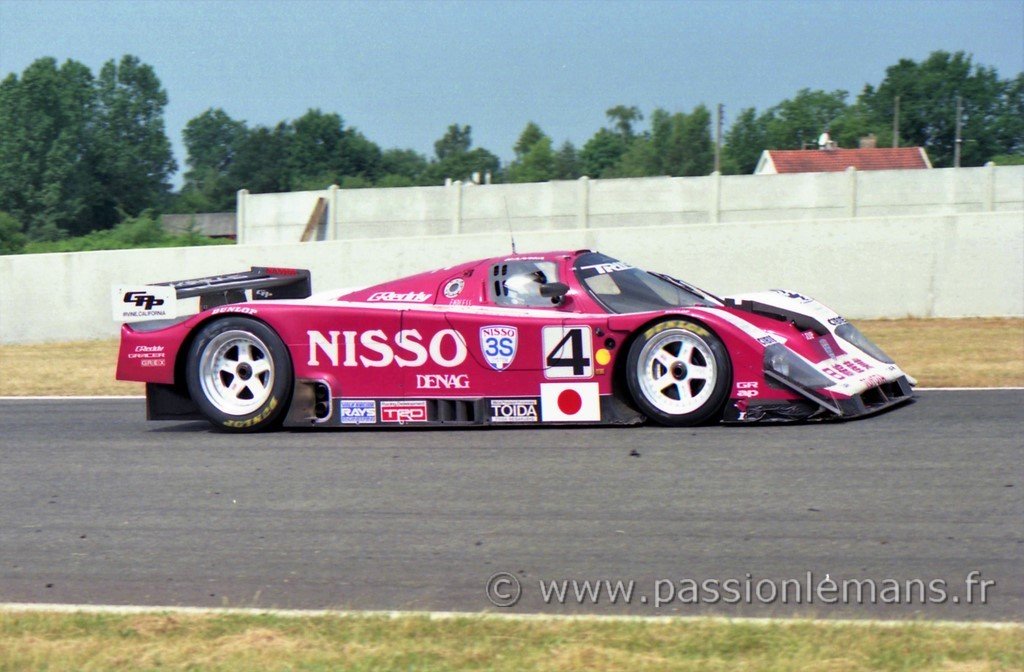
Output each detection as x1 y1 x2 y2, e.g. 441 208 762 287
626 319 731 426
186 317 292 431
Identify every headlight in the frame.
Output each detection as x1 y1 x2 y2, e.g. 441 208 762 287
835 323 894 364
764 344 834 389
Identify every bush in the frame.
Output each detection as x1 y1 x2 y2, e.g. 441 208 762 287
19 214 232 254
0 212 27 255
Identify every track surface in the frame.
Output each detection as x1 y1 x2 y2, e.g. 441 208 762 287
1 391 1021 621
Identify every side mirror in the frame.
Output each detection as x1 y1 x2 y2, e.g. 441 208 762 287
539 282 570 304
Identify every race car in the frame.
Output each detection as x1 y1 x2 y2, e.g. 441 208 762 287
114 249 915 431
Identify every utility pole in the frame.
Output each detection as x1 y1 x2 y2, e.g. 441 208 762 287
954 95 963 168
714 103 723 173
892 95 900 148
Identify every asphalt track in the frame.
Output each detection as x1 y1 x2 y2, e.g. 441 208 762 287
0 390 1020 622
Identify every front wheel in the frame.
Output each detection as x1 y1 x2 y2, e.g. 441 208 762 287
185 317 292 431
626 319 731 426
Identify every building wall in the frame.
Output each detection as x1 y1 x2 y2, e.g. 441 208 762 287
2 211 1020 344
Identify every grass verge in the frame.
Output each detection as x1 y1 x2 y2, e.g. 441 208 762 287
0 318 1021 396
0 611 1021 672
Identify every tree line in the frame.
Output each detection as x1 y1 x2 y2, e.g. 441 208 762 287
1 50 1021 249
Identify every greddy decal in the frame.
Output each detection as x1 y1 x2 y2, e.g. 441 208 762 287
480 325 518 370
489 398 539 423
542 326 593 379
380 400 428 423
735 381 759 398
338 400 376 424
367 291 431 302
307 329 467 368
540 382 600 422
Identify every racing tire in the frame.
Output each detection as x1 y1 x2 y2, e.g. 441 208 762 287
626 319 731 426
185 317 292 432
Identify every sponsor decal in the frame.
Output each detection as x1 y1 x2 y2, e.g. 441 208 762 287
822 358 874 381
211 306 258 315
307 329 467 369
338 399 376 424
112 285 177 322
416 374 470 390
489 398 539 423
224 397 278 428
128 344 166 366
828 316 848 326
579 261 634 275
443 278 465 299
480 325 518 371
863 374 888 388
367 291 431 302
380 400 428 423
736 381 759 398
253 289 273 299
771 289 814 304
172 273 249 289
819 338 836 359
756 335 778 346
542 326 593 379
540 382 601 422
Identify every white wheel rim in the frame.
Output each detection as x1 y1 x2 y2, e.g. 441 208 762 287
199 330 274 416
636 328 717 415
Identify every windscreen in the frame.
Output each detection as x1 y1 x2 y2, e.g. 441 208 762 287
574 252 715 313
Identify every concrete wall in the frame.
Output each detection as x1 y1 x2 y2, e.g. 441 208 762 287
2 211 1020 344
237 165 1024 244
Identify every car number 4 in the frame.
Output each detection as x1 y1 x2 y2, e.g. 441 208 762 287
543 326 593 378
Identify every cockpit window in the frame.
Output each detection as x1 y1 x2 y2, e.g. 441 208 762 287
490 260 560 307
574 252 715 313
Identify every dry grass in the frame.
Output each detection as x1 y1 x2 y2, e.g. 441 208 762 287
0 612 1021 672
0 319 1021 396
858 318 1024 388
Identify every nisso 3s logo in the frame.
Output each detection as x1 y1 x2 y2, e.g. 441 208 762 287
480 325 518 370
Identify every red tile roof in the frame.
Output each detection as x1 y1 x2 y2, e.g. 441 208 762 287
759 147 931 173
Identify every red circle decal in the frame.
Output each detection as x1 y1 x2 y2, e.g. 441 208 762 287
557 389 582 416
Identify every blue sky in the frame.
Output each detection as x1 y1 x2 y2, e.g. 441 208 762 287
1 0 1021 185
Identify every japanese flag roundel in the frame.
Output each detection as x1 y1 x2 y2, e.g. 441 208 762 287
540 382 601 422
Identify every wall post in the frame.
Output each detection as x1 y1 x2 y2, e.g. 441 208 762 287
577 176 590 229
327 184 340 240
846 166 858 217
984 161 996 212
451 180 463 235
235 189 249 243
710 171 722 223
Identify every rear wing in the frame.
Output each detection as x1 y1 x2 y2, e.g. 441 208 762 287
113 267 311 323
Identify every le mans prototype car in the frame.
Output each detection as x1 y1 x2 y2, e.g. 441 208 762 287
115 250 915 431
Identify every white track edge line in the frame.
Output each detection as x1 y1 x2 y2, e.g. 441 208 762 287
0 602 1019 629
1 388 1021 401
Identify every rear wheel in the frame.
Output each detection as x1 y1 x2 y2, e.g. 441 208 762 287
186 317 292 431
626 319 731 426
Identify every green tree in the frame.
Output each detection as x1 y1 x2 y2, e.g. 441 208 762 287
679 104 713 176
180 108 248 211
0 57 96 238
508 123 556 182
579 128 627 177
0 211 26 254
722 107 765 174
379 148 429 186
425 124 500 183
434 124 473 160
860 51 1020 166
91 55 177 228
553 141 580 180
762 88 851 150
228 123 293 194
605 105 644 139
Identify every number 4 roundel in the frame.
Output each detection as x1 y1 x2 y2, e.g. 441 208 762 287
542 326 593 379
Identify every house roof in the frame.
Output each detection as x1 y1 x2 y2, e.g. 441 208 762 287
755 147 932 174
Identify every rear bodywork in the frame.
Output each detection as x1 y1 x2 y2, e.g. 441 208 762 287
116 250 914 428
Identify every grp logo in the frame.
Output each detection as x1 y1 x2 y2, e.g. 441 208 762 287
123 291 164 311
480 325 517 370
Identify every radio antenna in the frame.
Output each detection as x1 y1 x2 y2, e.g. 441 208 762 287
503 196 517 255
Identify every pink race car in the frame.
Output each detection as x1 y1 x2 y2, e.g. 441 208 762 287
114 250 915 431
